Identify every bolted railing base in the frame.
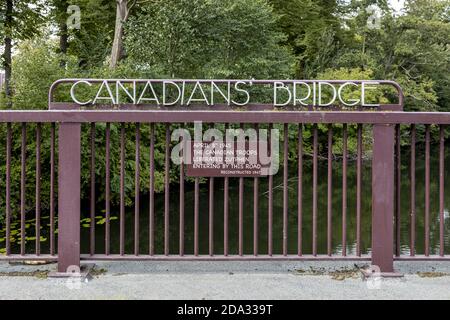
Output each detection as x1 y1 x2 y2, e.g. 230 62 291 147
360 268 404 279
48 263 95 280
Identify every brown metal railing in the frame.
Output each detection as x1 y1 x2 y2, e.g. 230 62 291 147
1 122 57 260
0 111 449 273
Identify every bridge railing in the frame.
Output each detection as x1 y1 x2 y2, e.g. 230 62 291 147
0 110 449 273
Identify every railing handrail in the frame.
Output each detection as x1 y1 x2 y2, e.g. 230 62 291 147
0 110 449 123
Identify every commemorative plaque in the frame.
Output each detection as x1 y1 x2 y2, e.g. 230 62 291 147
186 140 273 177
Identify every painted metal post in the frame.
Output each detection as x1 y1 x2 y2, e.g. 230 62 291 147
371 124 395 273
57 123 81 273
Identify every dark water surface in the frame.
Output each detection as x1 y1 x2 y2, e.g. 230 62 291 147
4 146 450 256
79 145 450 256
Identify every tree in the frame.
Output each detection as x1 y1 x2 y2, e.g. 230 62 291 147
400 0 450 111
110 0 148 69
125 0 294 79
0 0 46 101
334 0 449 111
2 0 13 98
70 0 116 68
269 0 344 78
50 0 70 67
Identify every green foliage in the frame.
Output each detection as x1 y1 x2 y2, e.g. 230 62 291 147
67 0 116 67
269 0 344 77
125 0 294 78
10 38 80 109
318 67 391 105
333 0 449 111
0 39 72 219
2 37 221 219
0 0 46 42
0 39 178 219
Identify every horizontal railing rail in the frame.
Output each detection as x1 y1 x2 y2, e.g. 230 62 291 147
2 110 450 123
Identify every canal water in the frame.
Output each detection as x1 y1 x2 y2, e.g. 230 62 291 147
79 145 450 256
3 146 450 256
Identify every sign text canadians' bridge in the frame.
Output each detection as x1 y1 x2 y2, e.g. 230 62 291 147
8 78 445 279
48 79 404 110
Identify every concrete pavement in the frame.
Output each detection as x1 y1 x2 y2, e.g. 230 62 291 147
1 261 450 300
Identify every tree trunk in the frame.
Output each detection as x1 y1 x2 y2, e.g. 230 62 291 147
110 0 128 69
59 21 68 67
56 0 69 67
3 0 13 101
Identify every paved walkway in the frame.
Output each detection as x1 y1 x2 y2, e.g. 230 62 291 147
1 261 450 300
